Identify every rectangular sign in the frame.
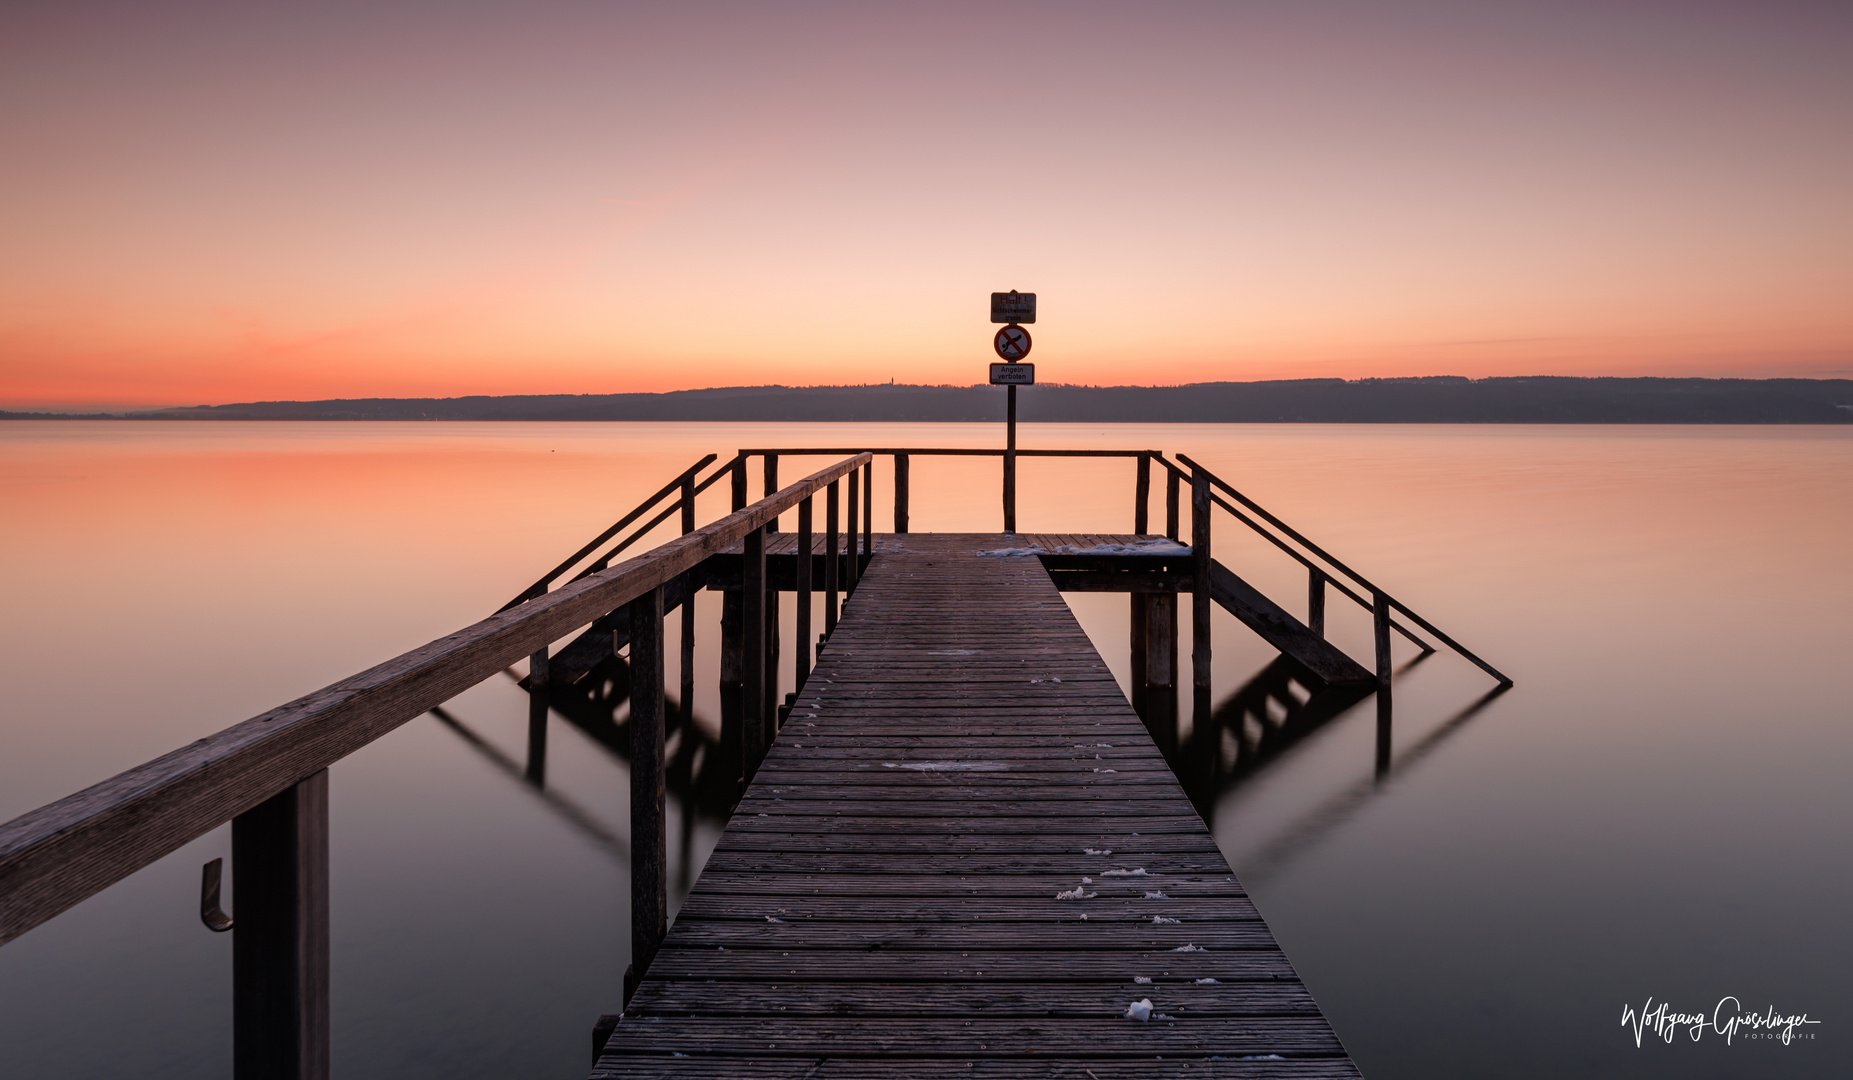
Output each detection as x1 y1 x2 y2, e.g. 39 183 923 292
990 363 1035 385
990 291 1037 324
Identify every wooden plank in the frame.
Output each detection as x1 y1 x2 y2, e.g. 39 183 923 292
1205 562 1373 688
0 453 872 947
599 540 1356 1076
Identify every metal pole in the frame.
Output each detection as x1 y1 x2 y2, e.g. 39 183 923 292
1004 385 1017 533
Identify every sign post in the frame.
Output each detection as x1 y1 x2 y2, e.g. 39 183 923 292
989 291 1036 533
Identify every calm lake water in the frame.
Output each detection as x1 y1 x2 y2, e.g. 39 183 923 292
2 421 1848 1078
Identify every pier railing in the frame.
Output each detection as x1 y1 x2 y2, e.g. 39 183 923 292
0 441 1504 1080
732 445 1510 689
0 451 873 1080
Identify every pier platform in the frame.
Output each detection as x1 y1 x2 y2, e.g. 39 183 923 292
594 535 1360 1077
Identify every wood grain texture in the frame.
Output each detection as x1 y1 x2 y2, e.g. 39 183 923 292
597 535 1357 1077
0 454 871 947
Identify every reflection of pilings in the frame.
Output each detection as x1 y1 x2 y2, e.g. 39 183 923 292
1142 655 1373 820
427 706 628 862
503 654 743 828
1235 683 1511 884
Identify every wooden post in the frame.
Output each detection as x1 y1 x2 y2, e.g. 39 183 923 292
742 527 766 776
730 457 747 512
1309 568 1326 639
1149 592 1176 690
1166 468 1180 541
525 687 547 788
1129 593 1148 703
763 454 779 533
764 589 779 735
1191 466 1212 702
824 480 840 636
1373 590 1392 688
232 770 329 1080
525 645 549 785
679 476 696 718
862 461 873 562
794 495 813 690
1375 688 1393 778
1003 388 1017 534
624 587 666 1005
1134 453 1150 535
845 465 860 594
894 453 910 534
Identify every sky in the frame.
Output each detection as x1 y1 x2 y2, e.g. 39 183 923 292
1 1 1850 409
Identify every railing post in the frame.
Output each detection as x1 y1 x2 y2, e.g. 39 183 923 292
845 465 860 594
1373 590 1393 688
763 454 779 533
731 456 747 512
862 460 873 572
1003 391 1017 533
232 770 329 1080
794 495 813 690
623 586 666 1005
824 480 840 636
1134 453 1150 535
679 476 696 718
894 453 910 534
1129 593 1148 704
742 526 767 778
1190 466 1212 709
1150 591 1177 691
1166 467 1180 541
526 645 549 785
1309 568 1326 639
525 682 548 788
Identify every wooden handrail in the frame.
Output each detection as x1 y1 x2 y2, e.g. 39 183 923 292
1170 453 1510 687
0 452 873 948
737 447 1156 458
571 454 744 581
497 453 720 612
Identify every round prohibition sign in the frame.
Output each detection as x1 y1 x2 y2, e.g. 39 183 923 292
994 324 1032 360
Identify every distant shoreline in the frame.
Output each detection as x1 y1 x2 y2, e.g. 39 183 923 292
5 376 1851 424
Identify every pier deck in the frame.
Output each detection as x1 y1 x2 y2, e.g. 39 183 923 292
595 534 1360 1077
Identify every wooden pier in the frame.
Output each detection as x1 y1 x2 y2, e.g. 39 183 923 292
0 446 1507 1080
598 535 1358 1076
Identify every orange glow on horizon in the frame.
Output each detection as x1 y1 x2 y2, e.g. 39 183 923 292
2 3 1849 409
